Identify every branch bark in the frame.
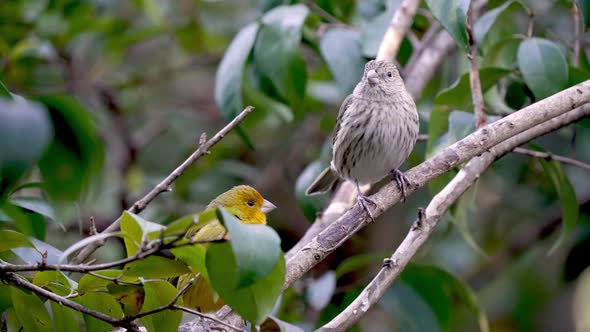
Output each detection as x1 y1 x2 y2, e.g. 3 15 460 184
466 2 486 128
69 106 255 264
319 104 590 331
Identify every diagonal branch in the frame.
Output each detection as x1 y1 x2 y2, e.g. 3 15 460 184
318 104 590 331
69 106 255 265
285 80 590 289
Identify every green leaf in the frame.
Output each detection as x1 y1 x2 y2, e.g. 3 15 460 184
2 203 47 240
260 316 304 332
215 23 259 120
36 95 104 201
569 66 590 86
258 0 289 13
538 159 579 255
481 37 521 69
10 197 55 221
78 269 139 293
74 292 124 332
517 38 568 100
139 280 182 332
0 283 10 314
161 209 217 240
217 207 281 288
0 229 33 252
78 270 126 294
123 255 190 278
107 283 145 316
11 238 63 265
425 0 470 51
0 96 53 199
170 245 209 280
379 282 441 332
261 4 309 43
207 245 285 324
51 301 80 332
473 1 527 45
0 80 11 99
121 211 165 257
243 75 294 122
5 307 22 331
361 2 398 57
451 185 487 257
11 287 51 332
400 264 489 332
320 28 365 94
254 4 309 107
33 271 77 296
434 67 511 110
294 161 330 221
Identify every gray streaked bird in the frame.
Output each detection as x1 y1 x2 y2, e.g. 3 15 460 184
306 60 419 219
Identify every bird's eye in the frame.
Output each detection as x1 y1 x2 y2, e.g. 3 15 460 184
247 200 254 207
387 72 392 77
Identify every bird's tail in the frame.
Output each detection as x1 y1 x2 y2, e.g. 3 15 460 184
306 167 339 195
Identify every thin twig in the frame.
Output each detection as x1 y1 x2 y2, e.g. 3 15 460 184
70 106 255 265
527 10 535 38
376 0 421 62
513 147 590 171
466 2 486 129
173 305 242 331
0 237 211 273
0 271 127 328
304 0 342 24
573 1 581 66
87 271 142 286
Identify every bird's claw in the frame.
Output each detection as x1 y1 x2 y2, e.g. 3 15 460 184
382 258 395 268
357 194 377 222
391 169 410 202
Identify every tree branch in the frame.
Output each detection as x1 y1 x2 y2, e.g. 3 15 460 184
573 1 581 66
285 80 590 290
466 3 486 129
0 235 212 273
69 106 255 264
376 0 421 62
319 103 590 331
512 147 590 171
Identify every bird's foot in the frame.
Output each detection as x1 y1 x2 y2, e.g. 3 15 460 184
357 193 377 222
390 169 410 202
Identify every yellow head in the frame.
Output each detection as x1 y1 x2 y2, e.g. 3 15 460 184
206 185 276 224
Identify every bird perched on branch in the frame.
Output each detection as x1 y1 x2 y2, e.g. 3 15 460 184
306 60 419 219
177 185 276 312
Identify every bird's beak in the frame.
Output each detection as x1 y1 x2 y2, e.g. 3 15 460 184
260 199 277 213
367 69 379 85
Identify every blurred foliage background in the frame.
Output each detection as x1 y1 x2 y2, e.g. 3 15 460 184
2 0 590 331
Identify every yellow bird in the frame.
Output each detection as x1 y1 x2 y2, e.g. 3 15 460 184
177 185 276 312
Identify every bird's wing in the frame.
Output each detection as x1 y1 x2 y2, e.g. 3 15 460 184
333 94 354 147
